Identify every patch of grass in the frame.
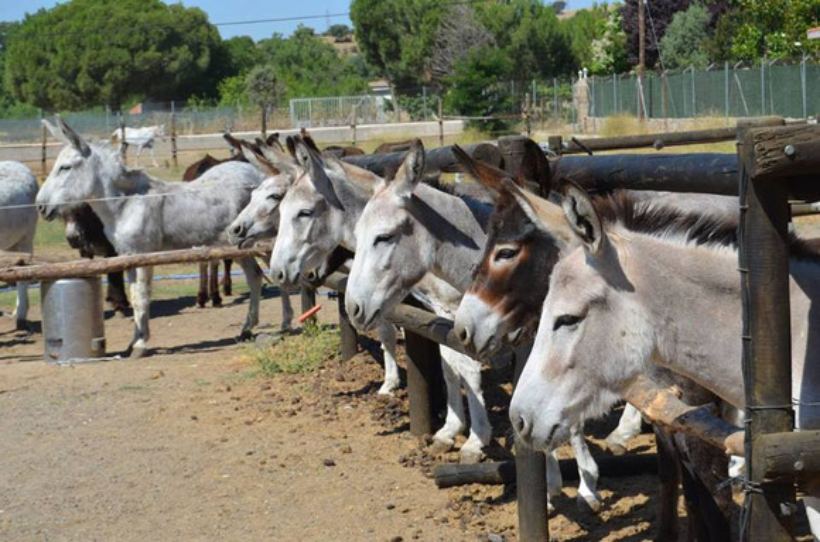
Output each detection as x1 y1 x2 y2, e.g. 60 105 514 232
243 323 340 377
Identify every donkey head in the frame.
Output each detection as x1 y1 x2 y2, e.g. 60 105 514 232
37 117 113 221
228 142 300 247
269 137 363 286
510 182 648 452
345 140 429 331
452 143 566 357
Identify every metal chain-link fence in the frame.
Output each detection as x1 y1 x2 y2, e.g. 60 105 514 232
590 60 820 119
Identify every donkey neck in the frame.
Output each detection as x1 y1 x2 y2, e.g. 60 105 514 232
327 172 371 251
410 183 489 292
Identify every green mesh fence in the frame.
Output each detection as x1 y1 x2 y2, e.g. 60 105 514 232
590 61 819 119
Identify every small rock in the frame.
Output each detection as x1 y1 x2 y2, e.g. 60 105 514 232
323 458 336 467
224 385 232 392
190 415 198 421
386 503 396 510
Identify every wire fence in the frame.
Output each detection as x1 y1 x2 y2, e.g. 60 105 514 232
590 59 820 119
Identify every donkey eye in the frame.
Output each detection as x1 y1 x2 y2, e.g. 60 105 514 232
267 193 283 201
297 208 314 218
553 314 584 331
59 165 71 172
494 247 520 262
374 233 394 246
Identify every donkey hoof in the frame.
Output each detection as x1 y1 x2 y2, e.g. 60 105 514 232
377 380 399 396
578 494 602 514
428 438 454 455
196 295 208 309
212 297 222 308
238 330 254 342
459 448 485 465
129 346 147 359
223 287 232 297
547 500 555 515
605 438 628 456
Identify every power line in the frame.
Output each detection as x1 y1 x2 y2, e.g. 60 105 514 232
213 12 350 28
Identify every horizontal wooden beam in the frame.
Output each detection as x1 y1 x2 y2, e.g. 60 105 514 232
757 431 820 480
746 124 820 181
434 453 659 488
621 374 744 456
563 117 786 155
0 245 268 283
552 153 739 196
342 142 502 176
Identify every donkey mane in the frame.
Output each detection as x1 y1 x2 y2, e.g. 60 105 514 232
592 190 739 248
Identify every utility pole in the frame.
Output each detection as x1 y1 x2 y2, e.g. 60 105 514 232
637 0 646 121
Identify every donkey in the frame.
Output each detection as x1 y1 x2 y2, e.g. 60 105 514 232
0 161 37 331
342 140 606 493
111 125 164 167
450 146 740 531
226 140 308 332
510 183 820 537
267 137 407 397
37 117 265 358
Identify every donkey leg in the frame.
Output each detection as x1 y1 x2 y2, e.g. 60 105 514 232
14 281 30 332
458 354 492 464
222 259 233 296
570 422 602 512
238 257 261 340
197 262 208 308
279 286 293 332
128 266 152 358
106 271 131 315
430 350 466 454
150 146 159 168
209 260 222 307
546 451 563 513
605 403 643 455
377 322 400 395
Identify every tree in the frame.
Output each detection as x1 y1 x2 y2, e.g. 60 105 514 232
589 8 630 74
222 36 258 76
621 0 692 69
728 0 819 61
245 65 284 110
561 5 610 70
474 0 574 79
445 46 514 132
429 4 495 85
350 0 446 91
326 24 352 39
4 0 223 110
256 26 368 101
660 3 711 69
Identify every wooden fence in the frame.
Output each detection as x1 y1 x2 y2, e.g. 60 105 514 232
2 120 819 541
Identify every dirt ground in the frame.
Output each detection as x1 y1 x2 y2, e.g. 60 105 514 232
0 278 693 542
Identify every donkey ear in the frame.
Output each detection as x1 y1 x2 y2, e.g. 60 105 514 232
258 142 298 176
452 144 509 195
223 132 244 153
294 138 344 210
389 139 425 200
561 181 603 255
266 132 284 151
516 139 552 196
240 142 280 176
42 119 67 144
285 136 297 159
55 116 91 157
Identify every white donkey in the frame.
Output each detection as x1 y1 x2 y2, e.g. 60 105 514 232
227 141 304 331
0 161 37 331
267 138 405 397
37 117 265 358
510 183 820 536
111 125 164 167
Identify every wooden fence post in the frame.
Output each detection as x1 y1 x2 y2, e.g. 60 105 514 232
404 330 443 436
438 97 444 147
499 134 549 541
40 109 47 177
170 101 178 169
351 104 357 147
336 292 358 361
119 111 127 160
737 127 797 541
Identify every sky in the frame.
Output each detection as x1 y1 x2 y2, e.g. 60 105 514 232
0 0 601 41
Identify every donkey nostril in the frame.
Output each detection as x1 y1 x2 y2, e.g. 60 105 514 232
231 224 243 236
306 270 316 281
352 303 362 318
513 415 532 439
457 325 470 345
277 271 285 283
